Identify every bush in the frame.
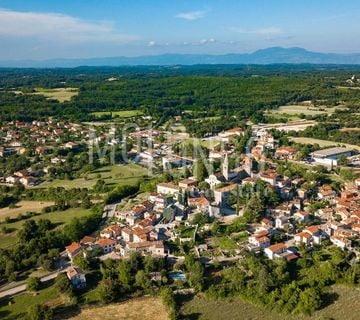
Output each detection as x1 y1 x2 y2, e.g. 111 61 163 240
27 304 53 320
55 273 73 295
97 278 117 304
160 288 177 320
27 277 41 292
104 184 139 204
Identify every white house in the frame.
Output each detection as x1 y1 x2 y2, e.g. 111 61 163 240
294 231 312 246
157 182 180 196
264 243 287 260
213 184 237 205
275 216 290 229
96 238 117 253
248 231 271 249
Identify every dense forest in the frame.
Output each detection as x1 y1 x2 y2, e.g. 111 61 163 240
1 65 360 124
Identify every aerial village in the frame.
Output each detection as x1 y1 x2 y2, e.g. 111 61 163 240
2 117 360 288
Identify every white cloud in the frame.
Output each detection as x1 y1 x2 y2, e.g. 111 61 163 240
199 38 216 45
175 10 206 21
0 8 137 43
145 39 216 47
229 26 282 35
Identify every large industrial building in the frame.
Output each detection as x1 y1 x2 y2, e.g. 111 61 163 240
311 147 354 166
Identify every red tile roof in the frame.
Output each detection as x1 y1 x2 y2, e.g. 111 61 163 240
188 197 209 206
97 238 117 247
267 242 287 252
296 231 312 239
80 236 96 244
306 225 319 235
65 242 81 254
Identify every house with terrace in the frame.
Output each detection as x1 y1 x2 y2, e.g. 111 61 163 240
264 243 298 261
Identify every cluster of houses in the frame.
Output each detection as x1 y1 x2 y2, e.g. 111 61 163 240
0 119 91 186
120 125 360 263
5 117 360 280
246 179 360 260
235 128 360 260
5 169 42 186
0 119 86 156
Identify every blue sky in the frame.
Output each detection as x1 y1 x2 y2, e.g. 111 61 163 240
0 0 359 60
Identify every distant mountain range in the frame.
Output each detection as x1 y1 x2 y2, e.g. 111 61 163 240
2 47 360 68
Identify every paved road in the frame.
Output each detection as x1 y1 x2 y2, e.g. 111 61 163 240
0 283 27 299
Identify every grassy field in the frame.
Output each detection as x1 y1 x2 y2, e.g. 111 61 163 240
184 138 220 149
91 110 144 118
180 285 360 320
39 164 149 189
70 297 169 320
0 201 54 221
214 236 238 250
270 104 343 116
290 137 360 151
32 87 79 102
180 226 196 238
0 282 61 320
336 86 360 90
0 207 92 248
194 116 221 122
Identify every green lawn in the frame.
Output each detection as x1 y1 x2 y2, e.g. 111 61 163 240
78 270 102 305
214 236 238 250
39 164 149 189
0 207 92 248
91 110 144 118
231 232 249 243
179 226 196 238
0 282 60 320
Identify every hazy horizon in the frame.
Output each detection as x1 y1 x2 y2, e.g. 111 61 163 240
0 0 360 60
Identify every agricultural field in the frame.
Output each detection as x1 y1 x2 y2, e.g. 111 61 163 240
0 207 92 248
269 104 344 116
70 297 169 320
290 137 360 151
32 87 79 102
91 110 144 118
0 201 54 221
39 164 149 189
179 285 360 320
